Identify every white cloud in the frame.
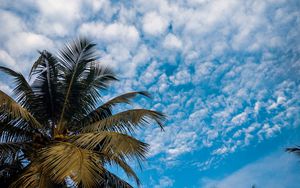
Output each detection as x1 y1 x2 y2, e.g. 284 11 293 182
79 22 139 48
0 50 17 68
0 10 25 39
169 68 192 85
231 111 248 125
5 32 54 57
0 81 12 95
153 176 174 188
35 0 82 36
142 12 168 36
163 33 182 50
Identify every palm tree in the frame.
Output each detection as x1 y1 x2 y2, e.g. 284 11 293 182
0 38 165 187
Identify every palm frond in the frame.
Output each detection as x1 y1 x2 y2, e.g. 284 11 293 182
70 132 149 160
99 169 133 188
9 163 52 188
0 121 34 143
81 109 165 133
68 65 117 125
102 153 140 186
38 142 104 187
57 37 115 130
0 142 27 157
30 50 63 124
0 66 36 112
0 90 42 130
78 91 151 126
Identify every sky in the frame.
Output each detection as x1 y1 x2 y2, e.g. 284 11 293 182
0 0 300 187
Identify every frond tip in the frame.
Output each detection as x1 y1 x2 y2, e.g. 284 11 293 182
286 146 300 157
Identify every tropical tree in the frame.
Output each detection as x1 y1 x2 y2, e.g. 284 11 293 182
0 38 165 187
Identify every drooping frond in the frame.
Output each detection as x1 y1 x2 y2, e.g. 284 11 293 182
78 91 151 126
102 153 140 186
81 109 165 133
0 90 42 130
0 66 36 112
70 132 149 160
38 142 104 187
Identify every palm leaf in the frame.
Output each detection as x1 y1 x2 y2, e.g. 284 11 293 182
99 169 133 188
38 142 104 187
68 65 117 125
9 163 52 188
0 121 34 143
0 142 27 157
78 91 151 126
0 66 36 112
70 132 149 160
0 90 42 130
102 153 140 186
30 50 63 124
57 37 114 130
81 109 165 133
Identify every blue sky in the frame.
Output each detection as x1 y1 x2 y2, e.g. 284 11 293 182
0 0 300 187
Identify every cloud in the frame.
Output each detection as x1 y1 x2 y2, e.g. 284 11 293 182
79 22 139 48
163 34 182 50
142 12 168 36
201 151 300 188
34 0 82 36
0 50 17 68
153 176 174 188
5 32 54 57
